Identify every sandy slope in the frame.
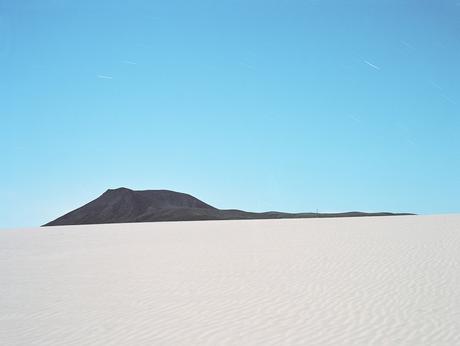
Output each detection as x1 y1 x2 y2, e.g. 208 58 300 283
1 215 460 345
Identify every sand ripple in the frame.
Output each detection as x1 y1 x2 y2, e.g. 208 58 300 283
1 215 460 345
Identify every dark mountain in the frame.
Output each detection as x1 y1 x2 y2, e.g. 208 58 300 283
43 187 412 226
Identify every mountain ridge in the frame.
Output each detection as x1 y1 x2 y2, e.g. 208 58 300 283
43 188 413 226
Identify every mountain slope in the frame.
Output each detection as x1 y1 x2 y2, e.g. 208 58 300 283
44 188 215 226
43 188 411 226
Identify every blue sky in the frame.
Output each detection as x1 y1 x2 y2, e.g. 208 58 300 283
1 0 459 228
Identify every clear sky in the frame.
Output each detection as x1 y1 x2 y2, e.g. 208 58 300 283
1 0 459 228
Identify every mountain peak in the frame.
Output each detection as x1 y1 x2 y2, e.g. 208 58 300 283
44 188 217 226
104 187 133 194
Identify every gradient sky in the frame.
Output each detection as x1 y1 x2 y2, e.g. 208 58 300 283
1 0 459 228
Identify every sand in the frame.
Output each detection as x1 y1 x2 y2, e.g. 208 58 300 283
1 214 460 345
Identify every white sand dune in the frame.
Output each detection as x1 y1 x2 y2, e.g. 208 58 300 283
1 214 460 345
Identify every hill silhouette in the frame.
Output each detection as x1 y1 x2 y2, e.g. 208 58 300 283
43 188 411 226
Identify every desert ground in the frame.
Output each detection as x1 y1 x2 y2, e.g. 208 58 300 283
1 214 459 345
